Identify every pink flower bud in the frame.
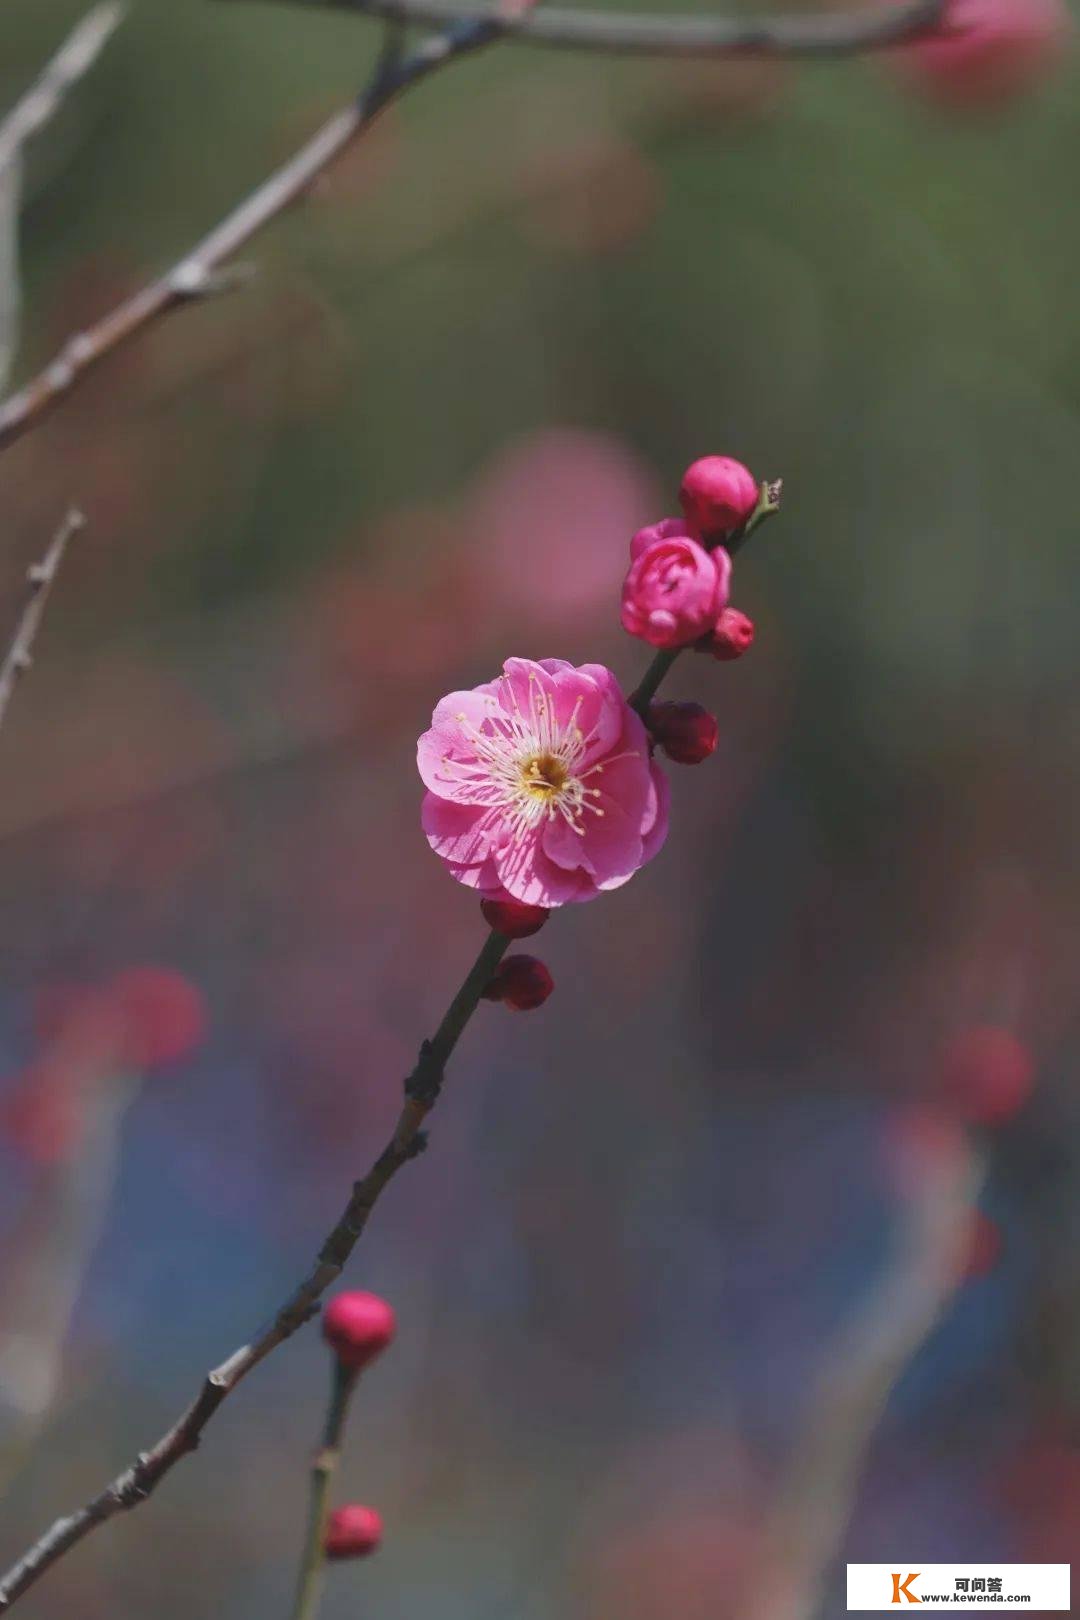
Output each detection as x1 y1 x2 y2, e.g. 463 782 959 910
647 701 719 765
322 1292 397 1370
708 607 755 661
482 954 554 1011
678 456 758 541
629 516 693 562
480 895 550 938
620 536 728 650
324 1505 383 1561
889 0 1069 108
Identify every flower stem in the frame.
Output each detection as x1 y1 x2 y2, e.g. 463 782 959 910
427 927 511 1068
290 1361 358 1620
405 927 511 1104
628 648 680 717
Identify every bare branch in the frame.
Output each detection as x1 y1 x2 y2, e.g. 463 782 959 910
0 928 511 1612
0 508 84 735
0 5 126 174
0 6 126 394
222 0 947 58
0 16 499 456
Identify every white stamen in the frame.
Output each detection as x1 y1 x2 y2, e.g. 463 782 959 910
436 674 614 845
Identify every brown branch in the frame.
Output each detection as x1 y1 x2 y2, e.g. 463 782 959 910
223 0 947 58
0 926 511 1612
0 5 126 175
0 507 84 735
0 15 501 456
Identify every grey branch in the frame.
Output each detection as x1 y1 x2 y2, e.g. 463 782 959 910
0 508 84 735
0 0 946 451
0 15 499 455
223 0 947 58
745 1136 983 1620
0 5 126 174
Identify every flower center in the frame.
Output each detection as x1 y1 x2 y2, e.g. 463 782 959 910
520 751 570 800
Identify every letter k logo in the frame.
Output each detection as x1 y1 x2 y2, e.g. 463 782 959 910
891 1572 921 1604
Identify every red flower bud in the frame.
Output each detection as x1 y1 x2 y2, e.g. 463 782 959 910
647 701 719 765
322 1292 396 1370
708 607 755 661
482 954 554 1011
480 896 550 939
109 967 207 1070
324 1504 383 1561
938 1025 1035 1127
679 456 758 542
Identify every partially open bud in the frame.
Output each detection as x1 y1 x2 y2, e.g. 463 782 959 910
480 896 550 939
482 954 554 1010
647 701 719 765
620 534 728 650
707 607 755 661
324 1505 383 1561
679 456 758 542
322 1291 397 1371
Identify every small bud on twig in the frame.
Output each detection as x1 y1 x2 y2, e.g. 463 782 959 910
480 896 550 938
321 1292 397 1370
679 455 759 543
706 607 755 661
324 1505 383 1561
482 954 554 1011
647 700 719 765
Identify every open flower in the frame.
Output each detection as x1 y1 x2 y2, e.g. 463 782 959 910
419 658 669 907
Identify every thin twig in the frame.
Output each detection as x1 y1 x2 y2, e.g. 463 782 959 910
0 16 500 456
0 507 84 735
0 4 126 175
223 0 948 58
290 1362 358 1620
0 926 511 1612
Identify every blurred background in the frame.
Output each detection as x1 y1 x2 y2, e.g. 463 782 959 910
0 0 1078 1615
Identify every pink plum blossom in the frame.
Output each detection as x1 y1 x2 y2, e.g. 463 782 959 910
621 535 730 649
419 658 669 907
